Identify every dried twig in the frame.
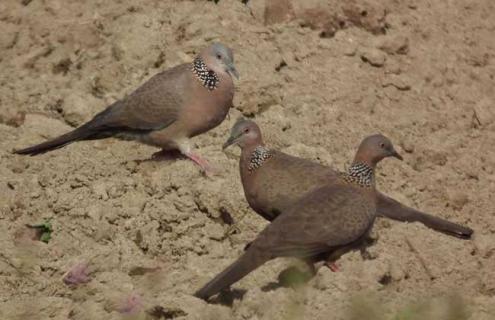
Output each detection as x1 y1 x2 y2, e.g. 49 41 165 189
405 237 435 280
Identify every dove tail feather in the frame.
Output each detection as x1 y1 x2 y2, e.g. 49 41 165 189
194 250 269 301
376 193 473 239
14 125 98 156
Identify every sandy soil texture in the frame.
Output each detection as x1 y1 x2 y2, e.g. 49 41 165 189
1 0 494 319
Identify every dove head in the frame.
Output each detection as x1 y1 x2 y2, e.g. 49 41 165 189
223 118 262 150
353 134 403 167
200 42 239 79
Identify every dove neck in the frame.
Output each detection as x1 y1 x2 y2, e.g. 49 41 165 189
192 57 219 91
241 144 272 173
345 162 375 188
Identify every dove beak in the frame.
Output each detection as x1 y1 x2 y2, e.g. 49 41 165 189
227 63 239 79
391 149 403 161
222 134 241 150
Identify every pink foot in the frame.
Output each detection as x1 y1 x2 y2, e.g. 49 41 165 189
184 152 215 175
326 261 340 272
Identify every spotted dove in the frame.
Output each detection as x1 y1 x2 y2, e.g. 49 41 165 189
195 134 402 300
14 43 238 173
221 119 472 238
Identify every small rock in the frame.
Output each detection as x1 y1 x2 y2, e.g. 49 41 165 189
264 0 295 25
205 223 225 241
408 2 418 9
87 206 102 221
447 191 469 211
384 59 401 75
0 23 18 49
70 174 89 189
21 114 71 139
92 182 109 201
464 165 479 180
247 0 266 22
382 74 411 91
1 111 25 127
262 104 291 131
400 137 415 153
337 36 358 56
63 93 99 127
389 262 405 281
108 183 126 199
375 34 409 55
7 161 27 174
427 149 448 166
472 98 495 128
360 48 386 67
343 1 387 34
473 234 495 258
30 191 41 199
52 57 72 75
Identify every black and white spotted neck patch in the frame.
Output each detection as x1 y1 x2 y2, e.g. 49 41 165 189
342 162 374 188
192 57 219 91
248 146 272 172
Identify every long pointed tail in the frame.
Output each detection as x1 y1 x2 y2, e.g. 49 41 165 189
14 125 96 156
194 250 269 301
376 192 473 239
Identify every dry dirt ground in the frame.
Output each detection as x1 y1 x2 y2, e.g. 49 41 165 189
1 0 495 319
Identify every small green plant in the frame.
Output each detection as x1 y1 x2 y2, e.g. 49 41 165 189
26 218 53 243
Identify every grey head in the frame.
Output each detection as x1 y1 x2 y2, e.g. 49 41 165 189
200 42 239 79
353 134 403 166
223 117 262 150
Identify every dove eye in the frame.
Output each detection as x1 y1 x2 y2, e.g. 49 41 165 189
216 54 222 59
380 143 385 148
244 128 249 133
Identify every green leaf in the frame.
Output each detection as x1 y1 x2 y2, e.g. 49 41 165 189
40 232 52 243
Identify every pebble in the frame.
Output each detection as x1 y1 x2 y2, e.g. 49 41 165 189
62 93 98 126
389 262 405 281
205 223 225 241
92 182 109 201
375 34 409 55
473 234 495 258
0 23 18 49
263 0 295 25
472 98 494 128
382 74 412 91
400 136 415 153
343 41 358 57
447 191 469 210
360 48 386 67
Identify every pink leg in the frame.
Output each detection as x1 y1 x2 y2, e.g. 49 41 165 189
325 261 340 272
183 151 213 175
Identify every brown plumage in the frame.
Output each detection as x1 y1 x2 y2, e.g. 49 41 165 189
14 43 238 173
222 119 473 238
195 133 401 300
